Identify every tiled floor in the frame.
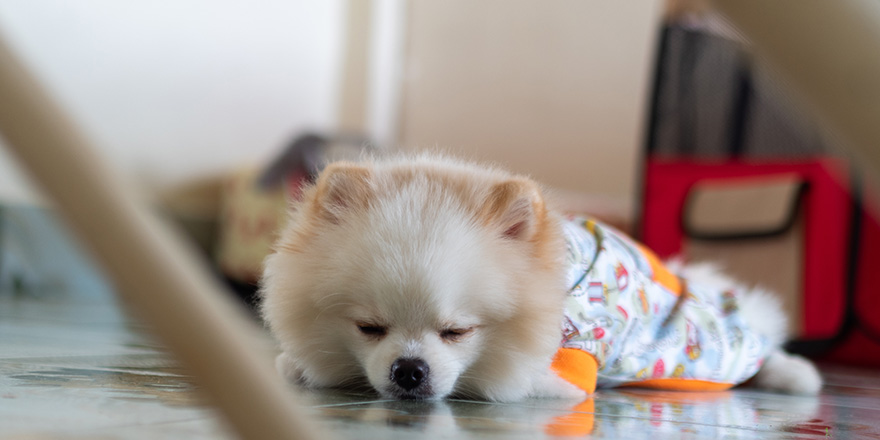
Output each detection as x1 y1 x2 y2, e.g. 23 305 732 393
2 295 880 439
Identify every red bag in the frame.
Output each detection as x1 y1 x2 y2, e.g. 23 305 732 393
641 159 880 366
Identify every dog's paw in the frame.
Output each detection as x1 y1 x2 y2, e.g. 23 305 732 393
751 351 822 395
275 352 304 383
529 370 590 400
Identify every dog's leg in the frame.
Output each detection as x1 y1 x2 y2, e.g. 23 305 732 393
734 283 823 395
735 283 823 395
673 262 823 395
529 369 590 399
750 350 823 395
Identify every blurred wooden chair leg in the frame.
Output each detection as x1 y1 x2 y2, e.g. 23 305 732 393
0 33 322 440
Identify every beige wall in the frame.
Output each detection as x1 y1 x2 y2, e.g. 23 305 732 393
395 1 662 219
0 1 346 203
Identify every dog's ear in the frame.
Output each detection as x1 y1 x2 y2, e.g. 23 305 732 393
481 179 544 241
312 162 372 222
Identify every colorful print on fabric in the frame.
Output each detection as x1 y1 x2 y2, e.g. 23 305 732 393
558 216 771 389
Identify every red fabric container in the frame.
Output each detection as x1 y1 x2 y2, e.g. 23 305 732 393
640 158 880 366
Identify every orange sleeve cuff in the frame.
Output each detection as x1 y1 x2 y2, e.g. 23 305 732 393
551 348 598 394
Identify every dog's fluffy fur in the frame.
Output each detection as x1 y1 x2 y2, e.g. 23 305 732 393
261 155 822 401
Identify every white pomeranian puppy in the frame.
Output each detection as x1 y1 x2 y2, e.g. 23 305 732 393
261 155 822 401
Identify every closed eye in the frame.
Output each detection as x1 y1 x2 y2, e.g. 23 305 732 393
439 327 475 342
356 323 388 338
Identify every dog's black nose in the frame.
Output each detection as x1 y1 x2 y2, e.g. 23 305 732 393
390 358 429 391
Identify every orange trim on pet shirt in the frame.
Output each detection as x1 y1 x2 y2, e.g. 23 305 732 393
551 348 599 394
620 378 735 392
635 243 682 296
550 348 734 393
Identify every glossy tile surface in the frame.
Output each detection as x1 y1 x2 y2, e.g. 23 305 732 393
2 295 879 439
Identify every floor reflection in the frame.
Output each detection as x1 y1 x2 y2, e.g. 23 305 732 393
3 295 880 439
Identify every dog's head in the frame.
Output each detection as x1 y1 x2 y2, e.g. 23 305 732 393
261 157 566 401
